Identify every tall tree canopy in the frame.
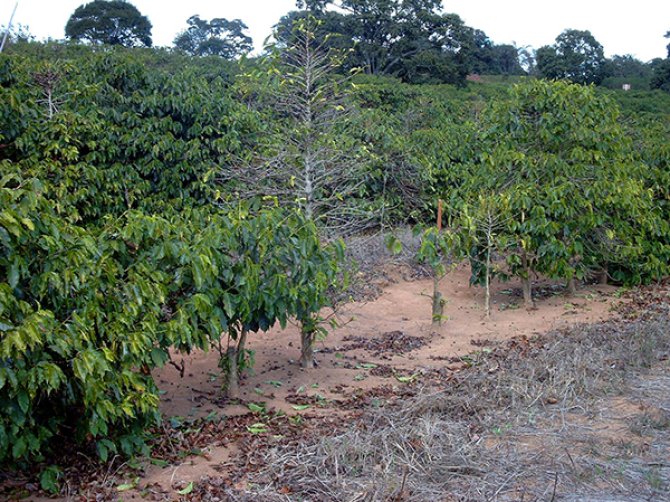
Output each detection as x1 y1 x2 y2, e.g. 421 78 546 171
537 29 606 85
278 0 479 85
651 30 670 92
467 29 524 75
65 0 152 47
173 15 253 59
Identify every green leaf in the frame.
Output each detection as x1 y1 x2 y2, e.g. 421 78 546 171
39 466 62 494
394 372 420 384
385 234 402 255
177 481 194 495
12 437 27 459
150 348 168 367
117 476 139 492
247 402 265 413
204 411 219 422
246 423 268 434
291 404 310 411
356 363 377 370
8 261 19 289
17 391 30 414
150 458 170 468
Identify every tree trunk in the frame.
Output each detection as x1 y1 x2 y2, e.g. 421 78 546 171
597 268 608 285
567 276 577 296
225 346 239 399
304 153 314 221
236 328 248 371
432 275 444 327
300 328 315 369
484 248 491 319
521 250 534 310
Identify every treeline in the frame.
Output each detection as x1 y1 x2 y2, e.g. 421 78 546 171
5 0 670 89
0 20 669 484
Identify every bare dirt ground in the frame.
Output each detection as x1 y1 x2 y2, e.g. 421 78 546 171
156 263 619 420
10 264 670 501
133 263 623 498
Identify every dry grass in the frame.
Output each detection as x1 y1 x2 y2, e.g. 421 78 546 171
214 303 670 501
342 229 429 302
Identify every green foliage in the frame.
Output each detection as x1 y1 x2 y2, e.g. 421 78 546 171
0 47 344 467
468 30 525 76
1 48 258 223
617 111 670 281
65 0 153 47
415 225 459 279
174 16 253 59
444 80 668 286
39 465 63 493
537 29 606 85
0 174 162 463
601 55 653 90
651 59 670 92
1 34 668 477
0 175 341 465
282 0 485 85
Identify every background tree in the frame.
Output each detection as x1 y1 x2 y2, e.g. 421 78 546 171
517 45 537 75
275 9 351 53
279 0 475 85
601 54 653 89
343 0 472 84
537 29 606 84
0 24 33 53
487 44 525 75
651 31 670 92
296 0 333 11
174 15 252 59
466 29 524 76
65 0 152 47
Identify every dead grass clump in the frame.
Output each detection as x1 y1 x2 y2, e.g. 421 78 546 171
217 305 670 501
342 229 428 301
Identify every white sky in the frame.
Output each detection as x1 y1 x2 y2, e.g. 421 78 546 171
2 1 669 62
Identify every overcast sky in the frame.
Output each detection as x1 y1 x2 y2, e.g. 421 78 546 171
2 1 669 62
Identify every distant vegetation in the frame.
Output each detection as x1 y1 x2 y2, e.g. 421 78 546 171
0 0 669 490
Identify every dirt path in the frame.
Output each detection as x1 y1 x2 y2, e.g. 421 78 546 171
140 264 622 496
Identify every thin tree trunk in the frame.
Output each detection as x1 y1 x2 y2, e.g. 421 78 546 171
300 326 315 369
567 276 577 296
485 248 491 319
521 249 534 310
236 328 248 371
225 346 239 399
432 275 444 327
304 151 314 220
597 268 608 285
